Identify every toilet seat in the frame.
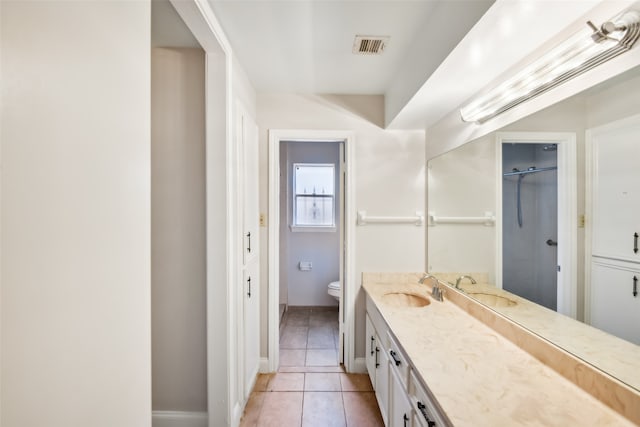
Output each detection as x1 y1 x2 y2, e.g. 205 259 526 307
328 281 341 300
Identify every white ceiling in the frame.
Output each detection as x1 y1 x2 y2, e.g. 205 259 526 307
203 0 632 129
207 1 493 94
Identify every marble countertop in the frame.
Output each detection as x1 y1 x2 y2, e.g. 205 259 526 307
363 276 636 427
450 280 640 393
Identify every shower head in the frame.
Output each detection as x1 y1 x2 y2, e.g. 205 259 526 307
542 144 557 151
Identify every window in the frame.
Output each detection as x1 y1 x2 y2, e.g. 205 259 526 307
292 163 335 229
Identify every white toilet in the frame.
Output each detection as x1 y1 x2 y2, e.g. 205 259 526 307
327 281 341 301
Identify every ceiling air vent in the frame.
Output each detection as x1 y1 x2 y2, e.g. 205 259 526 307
352 35 389 55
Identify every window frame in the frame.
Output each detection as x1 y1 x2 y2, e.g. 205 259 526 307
290 162 337 232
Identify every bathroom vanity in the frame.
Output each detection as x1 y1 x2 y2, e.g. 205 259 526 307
363 273 638 426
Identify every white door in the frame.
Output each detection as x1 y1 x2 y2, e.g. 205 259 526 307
390 367 413 427
239 105 260 398
590 260 640 344
591 120 640 263
243 261 261 396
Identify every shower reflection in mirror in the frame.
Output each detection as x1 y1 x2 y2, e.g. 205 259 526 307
502 143 558 311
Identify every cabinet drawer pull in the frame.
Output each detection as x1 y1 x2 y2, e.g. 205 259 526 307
390 350 401 366
375 346 380 368
417 402 436 427
370 335 375 356
635 232 639 254
247 232 252 253
247 277 251 298
634 275 638 298
403 413 409 427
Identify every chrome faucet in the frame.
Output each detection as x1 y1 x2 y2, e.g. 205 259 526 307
418 273 437 285
419 273 445 302
455 275 477 290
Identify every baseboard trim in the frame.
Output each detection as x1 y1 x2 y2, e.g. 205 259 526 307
152 411 208 427
259 357 271 373
353 357 367 374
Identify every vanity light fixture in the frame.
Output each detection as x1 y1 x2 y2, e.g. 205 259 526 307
460 10 640 124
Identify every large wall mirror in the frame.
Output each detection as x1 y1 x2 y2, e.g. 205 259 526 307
427 64 640 392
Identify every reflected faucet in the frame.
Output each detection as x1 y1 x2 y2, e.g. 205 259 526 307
419 273 445 302
455 275 477 290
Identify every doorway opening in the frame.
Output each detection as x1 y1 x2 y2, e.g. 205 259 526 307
496 132 577 318
278 142 344 369
268 130 356 373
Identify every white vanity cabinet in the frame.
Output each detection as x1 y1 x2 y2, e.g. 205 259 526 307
366 313 378 388
388 332 413 427
366 294 448 427
376 336 391 425
390 365 413 427
409 371 446 427
590 259 640 344
367 297 390 425
588 115 640 344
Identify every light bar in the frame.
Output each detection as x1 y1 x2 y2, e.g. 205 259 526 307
460 10 640 124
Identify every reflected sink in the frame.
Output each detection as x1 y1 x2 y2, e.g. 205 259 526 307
467 292 517 308
381 292 430 308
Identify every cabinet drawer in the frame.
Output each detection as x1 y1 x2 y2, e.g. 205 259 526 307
409 371 448 427
387 331 410 390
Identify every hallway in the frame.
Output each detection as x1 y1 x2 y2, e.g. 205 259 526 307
239 307 384 427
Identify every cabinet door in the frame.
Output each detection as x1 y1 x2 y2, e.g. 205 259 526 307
365 314 377 389
590 260 640 345
374 333 390 426
243 260 260 398
390 366 413 427
591 120 640 262
240 106 260 266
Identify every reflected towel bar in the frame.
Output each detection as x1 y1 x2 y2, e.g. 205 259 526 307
357 210 424 226
428 211 495 226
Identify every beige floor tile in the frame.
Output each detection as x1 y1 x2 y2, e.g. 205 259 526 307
280 349 307 367
302 392 346 427
342 392 384 427
285 310 310 327
339 374 373 392
258 391 303 427
304 373 342 391
267 372 305 391
307 326 336 349
309 311 339 327
306 349 338 366
279 366 345 373
281 326 309 349
239 391 266 427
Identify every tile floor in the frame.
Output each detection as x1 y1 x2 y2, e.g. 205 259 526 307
239 307 384 427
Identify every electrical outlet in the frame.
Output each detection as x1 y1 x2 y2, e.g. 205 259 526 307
578 214 585 228
259 213 266 227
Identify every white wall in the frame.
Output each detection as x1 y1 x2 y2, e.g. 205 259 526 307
280 142 340 307
258 94 425 358
151 47 207 413
1 1 151 426
427 135 496 281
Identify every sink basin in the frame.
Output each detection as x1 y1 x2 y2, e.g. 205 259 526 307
467 292 517 308
381 292 430 308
